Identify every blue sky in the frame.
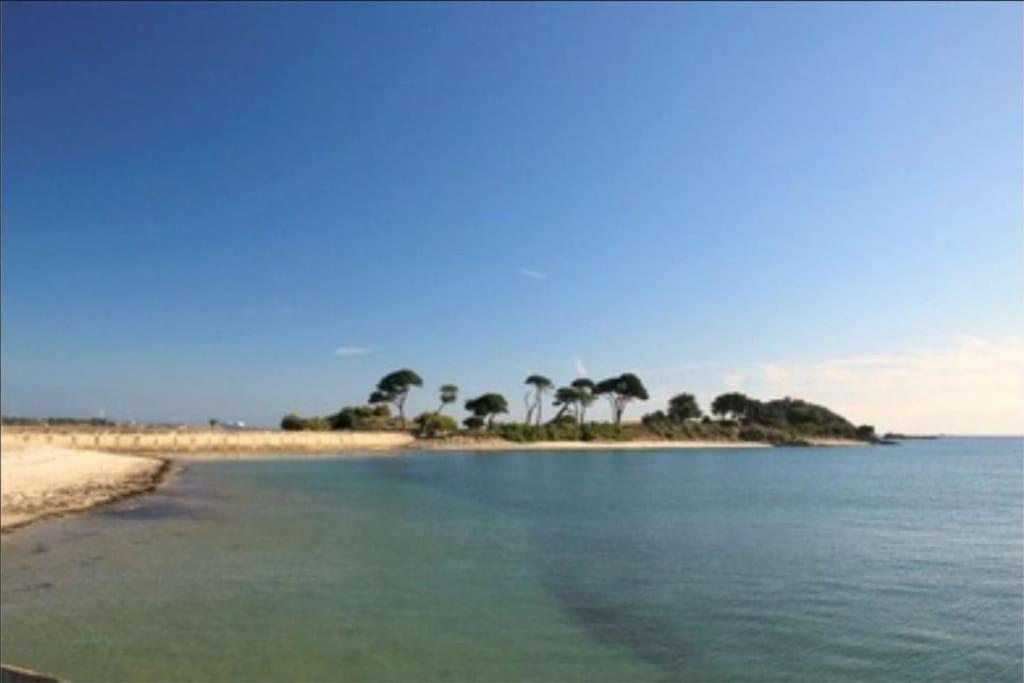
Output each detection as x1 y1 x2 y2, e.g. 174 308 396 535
2 2 1021 432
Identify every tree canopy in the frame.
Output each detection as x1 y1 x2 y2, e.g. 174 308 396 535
368 369 423 427
552 386 582 422
437 384 458 414
571 378 597 424
709 392 860 437
667 393 702 421
710 392 753 421
465 392 509 428
524 375 553 426
595 373 649 424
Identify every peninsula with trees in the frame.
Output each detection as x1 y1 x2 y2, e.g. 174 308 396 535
280 368 881 448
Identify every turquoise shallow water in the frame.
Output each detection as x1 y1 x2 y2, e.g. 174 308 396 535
2 438 1021 682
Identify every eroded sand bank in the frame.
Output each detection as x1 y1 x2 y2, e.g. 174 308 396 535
0 447 167 531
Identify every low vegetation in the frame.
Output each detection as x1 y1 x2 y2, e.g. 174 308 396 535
279 369 876 446
281 404 392 431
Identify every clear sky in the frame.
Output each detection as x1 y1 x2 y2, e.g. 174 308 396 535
2 2 1021 433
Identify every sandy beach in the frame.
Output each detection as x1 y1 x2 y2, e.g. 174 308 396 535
0 432 869 532
0 447 168 531
801 437 870 447
418 438 771 451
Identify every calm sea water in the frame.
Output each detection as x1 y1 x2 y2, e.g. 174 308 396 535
2 438 1021 682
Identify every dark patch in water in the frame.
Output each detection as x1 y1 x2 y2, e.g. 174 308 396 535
537 533 691 679
542 568 690 678
8 581 54 594
29 542 48 555
99 499 199 522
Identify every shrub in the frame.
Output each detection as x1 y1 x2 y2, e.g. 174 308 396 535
855 424 876 441
739 426 768 442
667 393 702 421
281 413 306 431
305 416 331 431
329 405 394 431
581 422 629 441
415 412 458 437
280 413 331 431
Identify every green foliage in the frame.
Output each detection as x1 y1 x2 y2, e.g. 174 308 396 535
524 375 554 425
368 369 424 426
281 413 306 431
667 393 702 421
707 393 859 439
738 425 769 442
640 411 738 441
552 386 582 422
414 412 458 437
855 424 877 441
711 392 753 420
464 392 509 428
525 375 553 389
438 384 458 411
571 378 596 392
280 413 331 431
570 378 597 422
595 373 649 424
329 404 393 431
581 422 631 441
746 397 857 437
491 421 630 443
463 415 485 430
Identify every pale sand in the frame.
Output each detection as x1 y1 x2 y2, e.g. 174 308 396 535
0 447 167 531
172 449 404 461
419 438 770 451
802 437 870 447
0 432 867 532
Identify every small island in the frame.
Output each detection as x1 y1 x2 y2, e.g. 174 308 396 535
0 369 887 530
279 368 882 448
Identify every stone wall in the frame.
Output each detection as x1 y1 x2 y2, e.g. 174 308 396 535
0 428 413 454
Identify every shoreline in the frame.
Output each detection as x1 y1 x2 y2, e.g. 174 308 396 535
416 438 771 451
0 447 171 532
0 434 870 533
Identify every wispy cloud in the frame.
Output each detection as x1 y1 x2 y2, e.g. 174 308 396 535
573 355 588 377
721 372 744 390
334 346 369 356
723 335 1024 434
519 268 548 280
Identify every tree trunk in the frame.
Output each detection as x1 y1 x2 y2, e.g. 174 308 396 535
535 389 543 426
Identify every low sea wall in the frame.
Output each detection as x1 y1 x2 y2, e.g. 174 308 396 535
0 428 414 454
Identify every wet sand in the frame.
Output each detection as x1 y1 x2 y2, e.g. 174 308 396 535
418 438 771 451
